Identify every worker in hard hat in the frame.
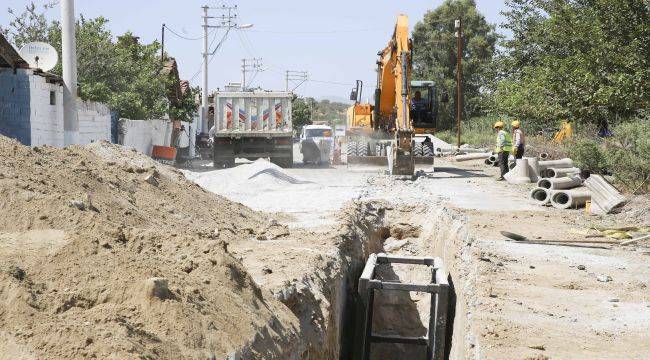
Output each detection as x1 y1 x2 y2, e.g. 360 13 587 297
511 120 526 159
494 121 513 181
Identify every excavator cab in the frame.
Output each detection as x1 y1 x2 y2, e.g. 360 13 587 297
410 81 440 134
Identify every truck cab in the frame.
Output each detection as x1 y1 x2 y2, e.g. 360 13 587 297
300 125 334 165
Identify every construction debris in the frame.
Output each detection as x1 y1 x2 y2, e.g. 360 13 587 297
584 174 627 214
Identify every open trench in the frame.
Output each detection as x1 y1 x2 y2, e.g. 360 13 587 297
260 200 480 359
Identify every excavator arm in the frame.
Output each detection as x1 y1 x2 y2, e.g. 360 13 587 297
374 14 414 175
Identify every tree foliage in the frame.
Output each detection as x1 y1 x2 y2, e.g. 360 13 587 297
490 0 650 128
412 0 499 129
291 97 312 132
1 3 195 121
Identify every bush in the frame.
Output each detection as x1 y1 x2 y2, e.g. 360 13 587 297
570 138 606 173
603 119 650 194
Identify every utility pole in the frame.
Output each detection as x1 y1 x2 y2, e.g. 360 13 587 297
285 70 308 92
455 19 463 149
200 4 238 135
161 23 165 66
241 58 262 91
61 0 78 146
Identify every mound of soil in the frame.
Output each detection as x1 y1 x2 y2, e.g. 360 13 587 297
0 138 301 359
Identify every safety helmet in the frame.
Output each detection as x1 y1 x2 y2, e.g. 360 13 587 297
511 120 521 127
493 121 505 129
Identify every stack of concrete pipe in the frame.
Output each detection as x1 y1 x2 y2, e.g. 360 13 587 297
485 153 515 167
528 158 594 209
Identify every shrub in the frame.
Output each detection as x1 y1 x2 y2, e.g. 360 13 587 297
603 118 650 194
569 138 606 173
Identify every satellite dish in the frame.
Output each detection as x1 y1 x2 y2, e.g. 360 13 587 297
19 42 58 72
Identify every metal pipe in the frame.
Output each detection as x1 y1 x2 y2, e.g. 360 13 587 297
61 0 78 146
551 190 591 209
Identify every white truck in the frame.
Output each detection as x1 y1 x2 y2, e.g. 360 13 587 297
212 91 293 168
299 124 334 165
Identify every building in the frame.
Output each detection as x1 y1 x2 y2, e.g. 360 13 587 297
0 33 111 147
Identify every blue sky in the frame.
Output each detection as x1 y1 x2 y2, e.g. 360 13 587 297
1 0 509 101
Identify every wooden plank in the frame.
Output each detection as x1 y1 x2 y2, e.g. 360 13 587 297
376 253 435 266
370 334 429 345
433 285 449 360
360 288 375 360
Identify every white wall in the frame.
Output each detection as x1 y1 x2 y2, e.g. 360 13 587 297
119 119 173 156
29 72 64 147
77 100 111 145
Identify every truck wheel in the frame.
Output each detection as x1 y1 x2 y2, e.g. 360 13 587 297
414 142 424 157
357 142 368 157
347 141 358 157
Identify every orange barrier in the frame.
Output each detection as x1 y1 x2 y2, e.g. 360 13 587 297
152 146 177 161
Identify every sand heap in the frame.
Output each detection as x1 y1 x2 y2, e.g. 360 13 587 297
0 137 302 359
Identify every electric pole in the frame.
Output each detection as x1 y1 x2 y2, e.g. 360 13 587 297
61 0 78 146
201 4 238 135
241 58 262 91
455 19 463 149
285 70 308 92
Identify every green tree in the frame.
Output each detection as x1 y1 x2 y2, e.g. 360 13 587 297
412 0 499 130
491 0 650 128
1 3 186 121
291 97 312 133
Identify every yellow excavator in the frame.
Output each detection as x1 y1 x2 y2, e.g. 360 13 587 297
346 14 446 175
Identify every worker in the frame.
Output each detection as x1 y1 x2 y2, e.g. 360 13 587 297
493 121 513 181
511 120 525 159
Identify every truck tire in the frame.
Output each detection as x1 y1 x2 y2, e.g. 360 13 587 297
423 143 434 157
214 157 235 169
347 141 358 157
414 142 424 157
271 151 293 168
357 142 368 157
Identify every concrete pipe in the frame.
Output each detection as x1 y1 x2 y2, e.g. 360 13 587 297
526 157 540 182
530 187 554 205
537 176 583 190
508 162 516 170
542 167 581 179
551 190 592 210
505 158 531 184
484 158 493 165
455 152 492 162
538 158 574 170
584 174 626 214
539 153 549 160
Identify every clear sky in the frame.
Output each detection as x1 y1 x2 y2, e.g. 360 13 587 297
1 0 508 101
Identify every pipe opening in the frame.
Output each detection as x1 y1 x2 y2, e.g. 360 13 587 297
554 193 570 205
538 179 552 189
532 189 548 202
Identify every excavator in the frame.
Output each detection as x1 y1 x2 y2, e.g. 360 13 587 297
346 14 446 175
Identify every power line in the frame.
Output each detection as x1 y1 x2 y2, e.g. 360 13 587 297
247 27 385 35
164 24 213 41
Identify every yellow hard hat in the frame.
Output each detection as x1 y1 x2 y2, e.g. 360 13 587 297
493 121 505 129
511 120 521 127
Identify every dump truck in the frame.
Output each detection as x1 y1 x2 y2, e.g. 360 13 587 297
346 15 447 174
211 91 293 168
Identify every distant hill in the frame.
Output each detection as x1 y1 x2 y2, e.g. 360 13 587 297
307 98 350 124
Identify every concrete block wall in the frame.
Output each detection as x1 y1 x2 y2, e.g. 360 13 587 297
119 119 172 156
0 68 111 147
77 99 111 145
29 71 64 147
0 68 32 145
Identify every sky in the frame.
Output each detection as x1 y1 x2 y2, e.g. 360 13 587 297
1 0 509 101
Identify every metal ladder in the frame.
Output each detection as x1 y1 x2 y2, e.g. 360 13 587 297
357 253 449 360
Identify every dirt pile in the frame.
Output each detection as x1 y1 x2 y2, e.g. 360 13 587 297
0 137 303 359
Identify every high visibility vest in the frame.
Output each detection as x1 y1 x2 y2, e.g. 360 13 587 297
495 131 513 153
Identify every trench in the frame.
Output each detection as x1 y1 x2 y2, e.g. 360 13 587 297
271 200 476 359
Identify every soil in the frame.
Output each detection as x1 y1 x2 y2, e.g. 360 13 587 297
2 137 648 360
0 138 305 359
